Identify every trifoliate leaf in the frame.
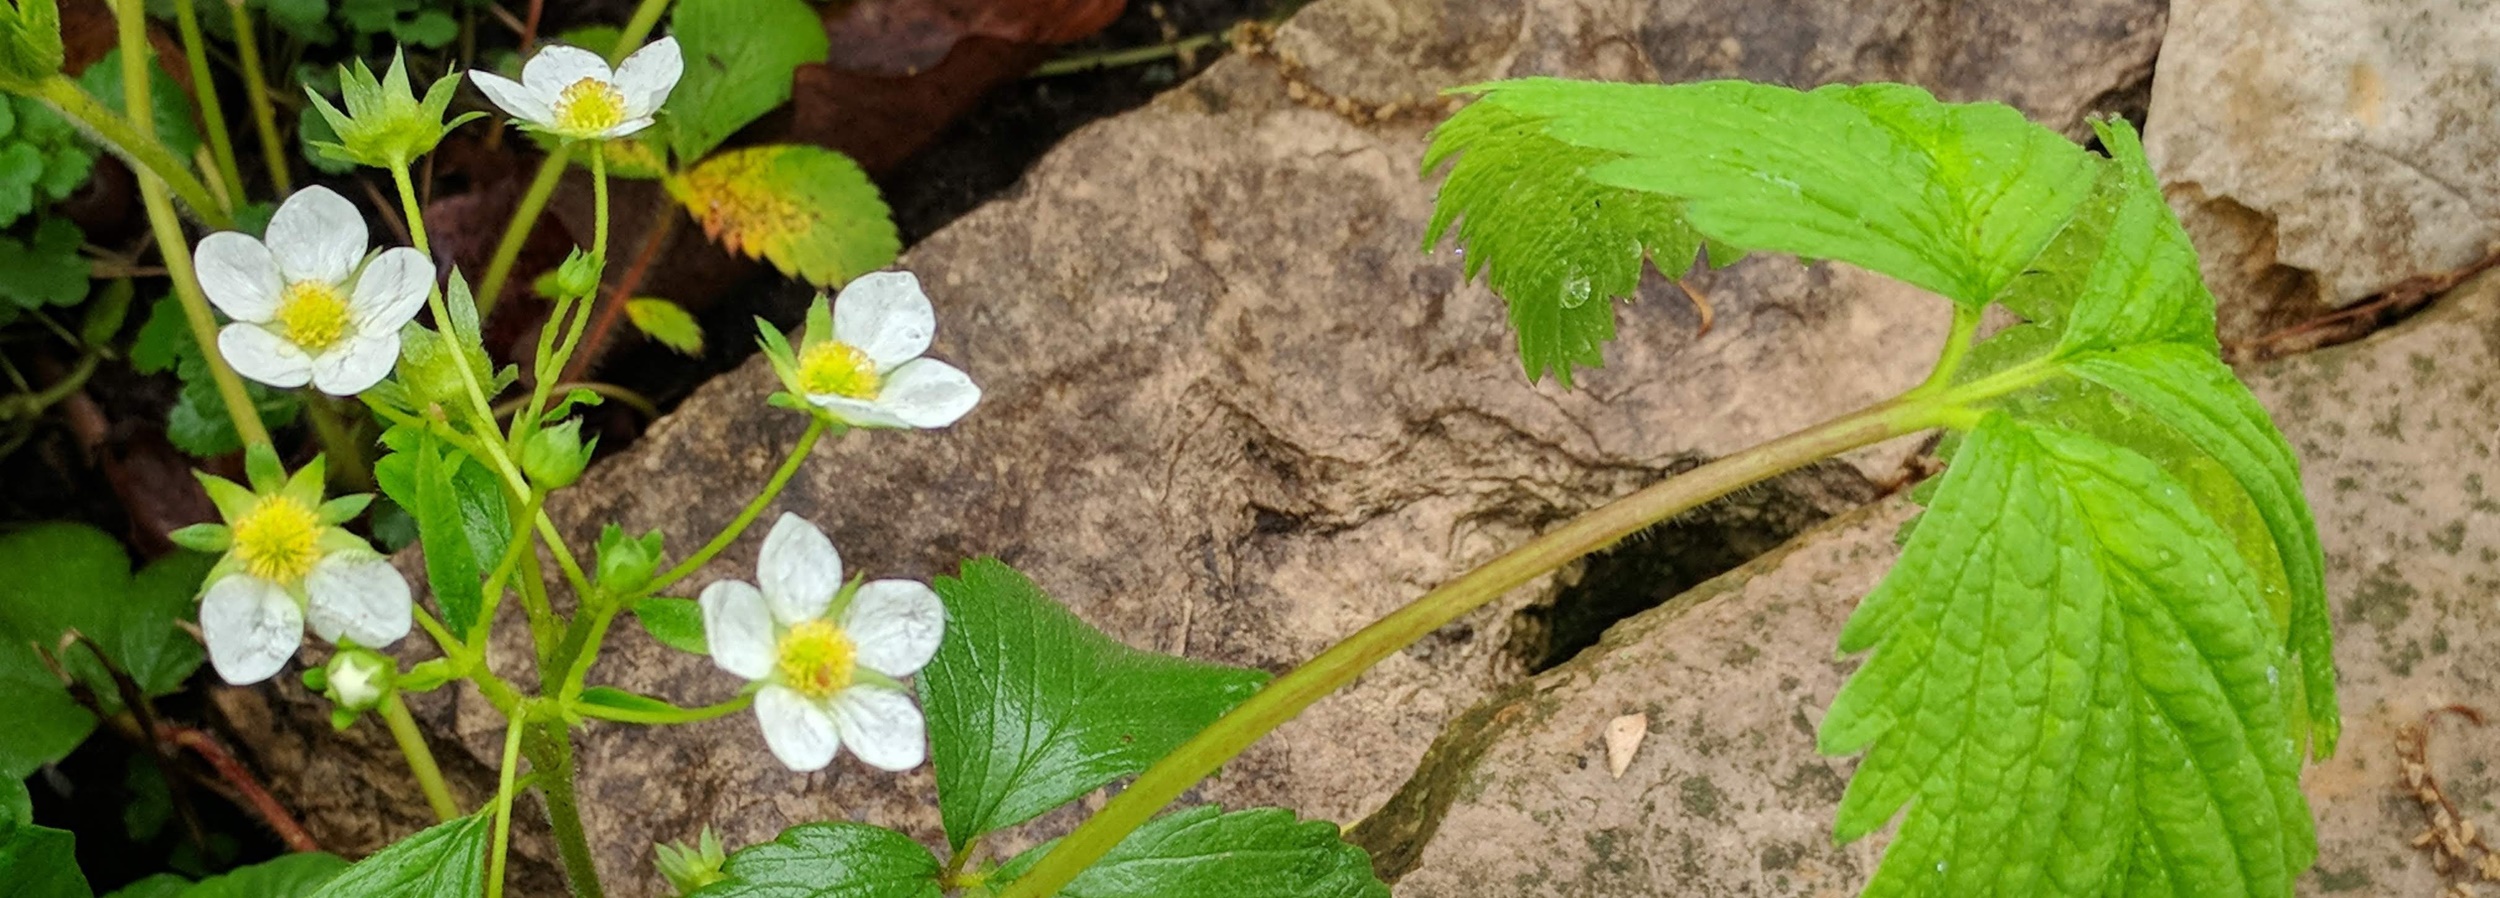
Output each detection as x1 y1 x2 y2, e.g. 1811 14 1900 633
674 144 899 289
303 814 490 898
1820 413 2311 897
687 822 939 898
664 0 830 162
625 297 704 355
994 806 1389 898
1421 102 1713 385
919 559 1270 849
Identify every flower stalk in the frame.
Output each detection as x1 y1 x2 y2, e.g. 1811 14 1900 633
379 691 460 822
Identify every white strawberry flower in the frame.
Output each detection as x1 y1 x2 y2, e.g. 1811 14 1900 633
469 38 682 141
699 514 944 773
764 271 981 429
194 186 433 396
178 452 413 685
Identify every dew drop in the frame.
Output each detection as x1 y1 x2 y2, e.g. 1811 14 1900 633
2265 665 2279 685
1561 273 1594 309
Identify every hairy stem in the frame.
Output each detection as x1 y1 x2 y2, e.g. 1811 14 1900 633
642 416 831 596
474 146 568 315
572 693 753 725
101 6 266 449
225 0 292 195
523 722 606 898
994 393 1958 898
379 692 461 822
31 76 235 231
390 160 434 255
170 0 245 206
485 713 527 898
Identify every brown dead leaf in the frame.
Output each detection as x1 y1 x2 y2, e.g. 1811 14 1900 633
822 0 1126 76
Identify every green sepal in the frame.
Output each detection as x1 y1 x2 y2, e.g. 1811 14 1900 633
167 523 232 553
316 494 374 525
196 472 259 523
243 442 287 493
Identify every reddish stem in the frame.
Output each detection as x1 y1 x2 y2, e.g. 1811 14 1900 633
557 208 678 385
163 725 321 853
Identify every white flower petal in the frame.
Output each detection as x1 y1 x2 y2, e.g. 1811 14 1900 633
804 393 912 429
265 186 366 285
843 579 944 679
699 579 777 681
833 271 936 370
219 323 315 389
470 70 553 125
194 232 282 322
868 358 981 429
351 247 434 332
597 117 658 140
200 575 302 685
308 334 400 396
611 37 682 117
304 554 412 647
828 686 925 772
757 513 841 625
754 685 841 772
521 44 613 95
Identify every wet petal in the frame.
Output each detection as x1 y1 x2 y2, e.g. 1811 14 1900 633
829 686 925 772
597 116 658 140
804 393 911 429
200 575 302 685
521 44 613 95
832 271 935 370
194 232 282 322
844 579 943 678
265 186 366 285
351 247 434 332
308 333 400 396
755 685 841 772
304 554 412 647
611 37 682 117
757 513 841 625
868 358 980 429
470 70 552 125
699 579 776 681
219 323 315 389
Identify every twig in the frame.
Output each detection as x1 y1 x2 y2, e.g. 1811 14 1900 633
2229 250 2500 363
163 725 322 853
2397 705 2499 887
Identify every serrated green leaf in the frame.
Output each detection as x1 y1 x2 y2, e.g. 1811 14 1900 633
0 822 90 898
625 297 704 355
409 434 486 640
167 354 302 458
676 145 899 289
304 813 490 898
0 524 216 779
4 779 29 826
994 805 1388 898
1820 413 2310 896
100 852 348 898
578 686 681 716
1420 102 1709 384
920 559 1271 849
664 0 830 162
130 295 189 373
0 216 87 310
687 822 939 898
77 50 201 160
0 140 45 226
631 597 706 654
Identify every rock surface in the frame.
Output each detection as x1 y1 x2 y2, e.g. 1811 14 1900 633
220 0 2169 890
1369 271 2500 896
2145 0 2500 340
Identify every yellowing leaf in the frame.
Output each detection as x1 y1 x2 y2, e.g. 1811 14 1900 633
625 297 704 355
674 144 899 289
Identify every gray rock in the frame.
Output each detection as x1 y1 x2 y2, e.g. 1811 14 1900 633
2145 0 2500 339
218 0 2167 890
1371 272 2500 897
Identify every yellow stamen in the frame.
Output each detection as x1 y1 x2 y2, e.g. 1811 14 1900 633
775 620 857 700
797 342 881 400
231 496 324 586
552 78 628 136
274 281 352 352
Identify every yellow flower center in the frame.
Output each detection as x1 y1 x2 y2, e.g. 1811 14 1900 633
275 280 353 352
797 342 881 400
552 78 628 136
232 496 324 586
775 620 857 699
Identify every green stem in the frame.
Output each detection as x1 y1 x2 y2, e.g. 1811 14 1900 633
225 0 291 195
484 712 527 898
611 0 672 61
1030 33 1221 77
475 147 568 316
32 76 234 231
1910 303 1987 396
478 492 549 648
101 6 265 449
389 160 433 255
170 0 245 206
0 352 98 419
303 397 371 491
572 692 753 726
522 722 605 898
520 146 606 438
643 416 831 596
378 692 461 822
993 393 1959 898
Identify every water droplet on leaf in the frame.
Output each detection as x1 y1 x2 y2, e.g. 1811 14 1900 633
1561 274 1594 309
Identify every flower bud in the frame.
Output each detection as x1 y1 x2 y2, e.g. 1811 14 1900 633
595 524 664 594
303 50 482 170
522 418 594 489
322 649 395 713
0 0 64 93
654 827 728 896
552 249 604 300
